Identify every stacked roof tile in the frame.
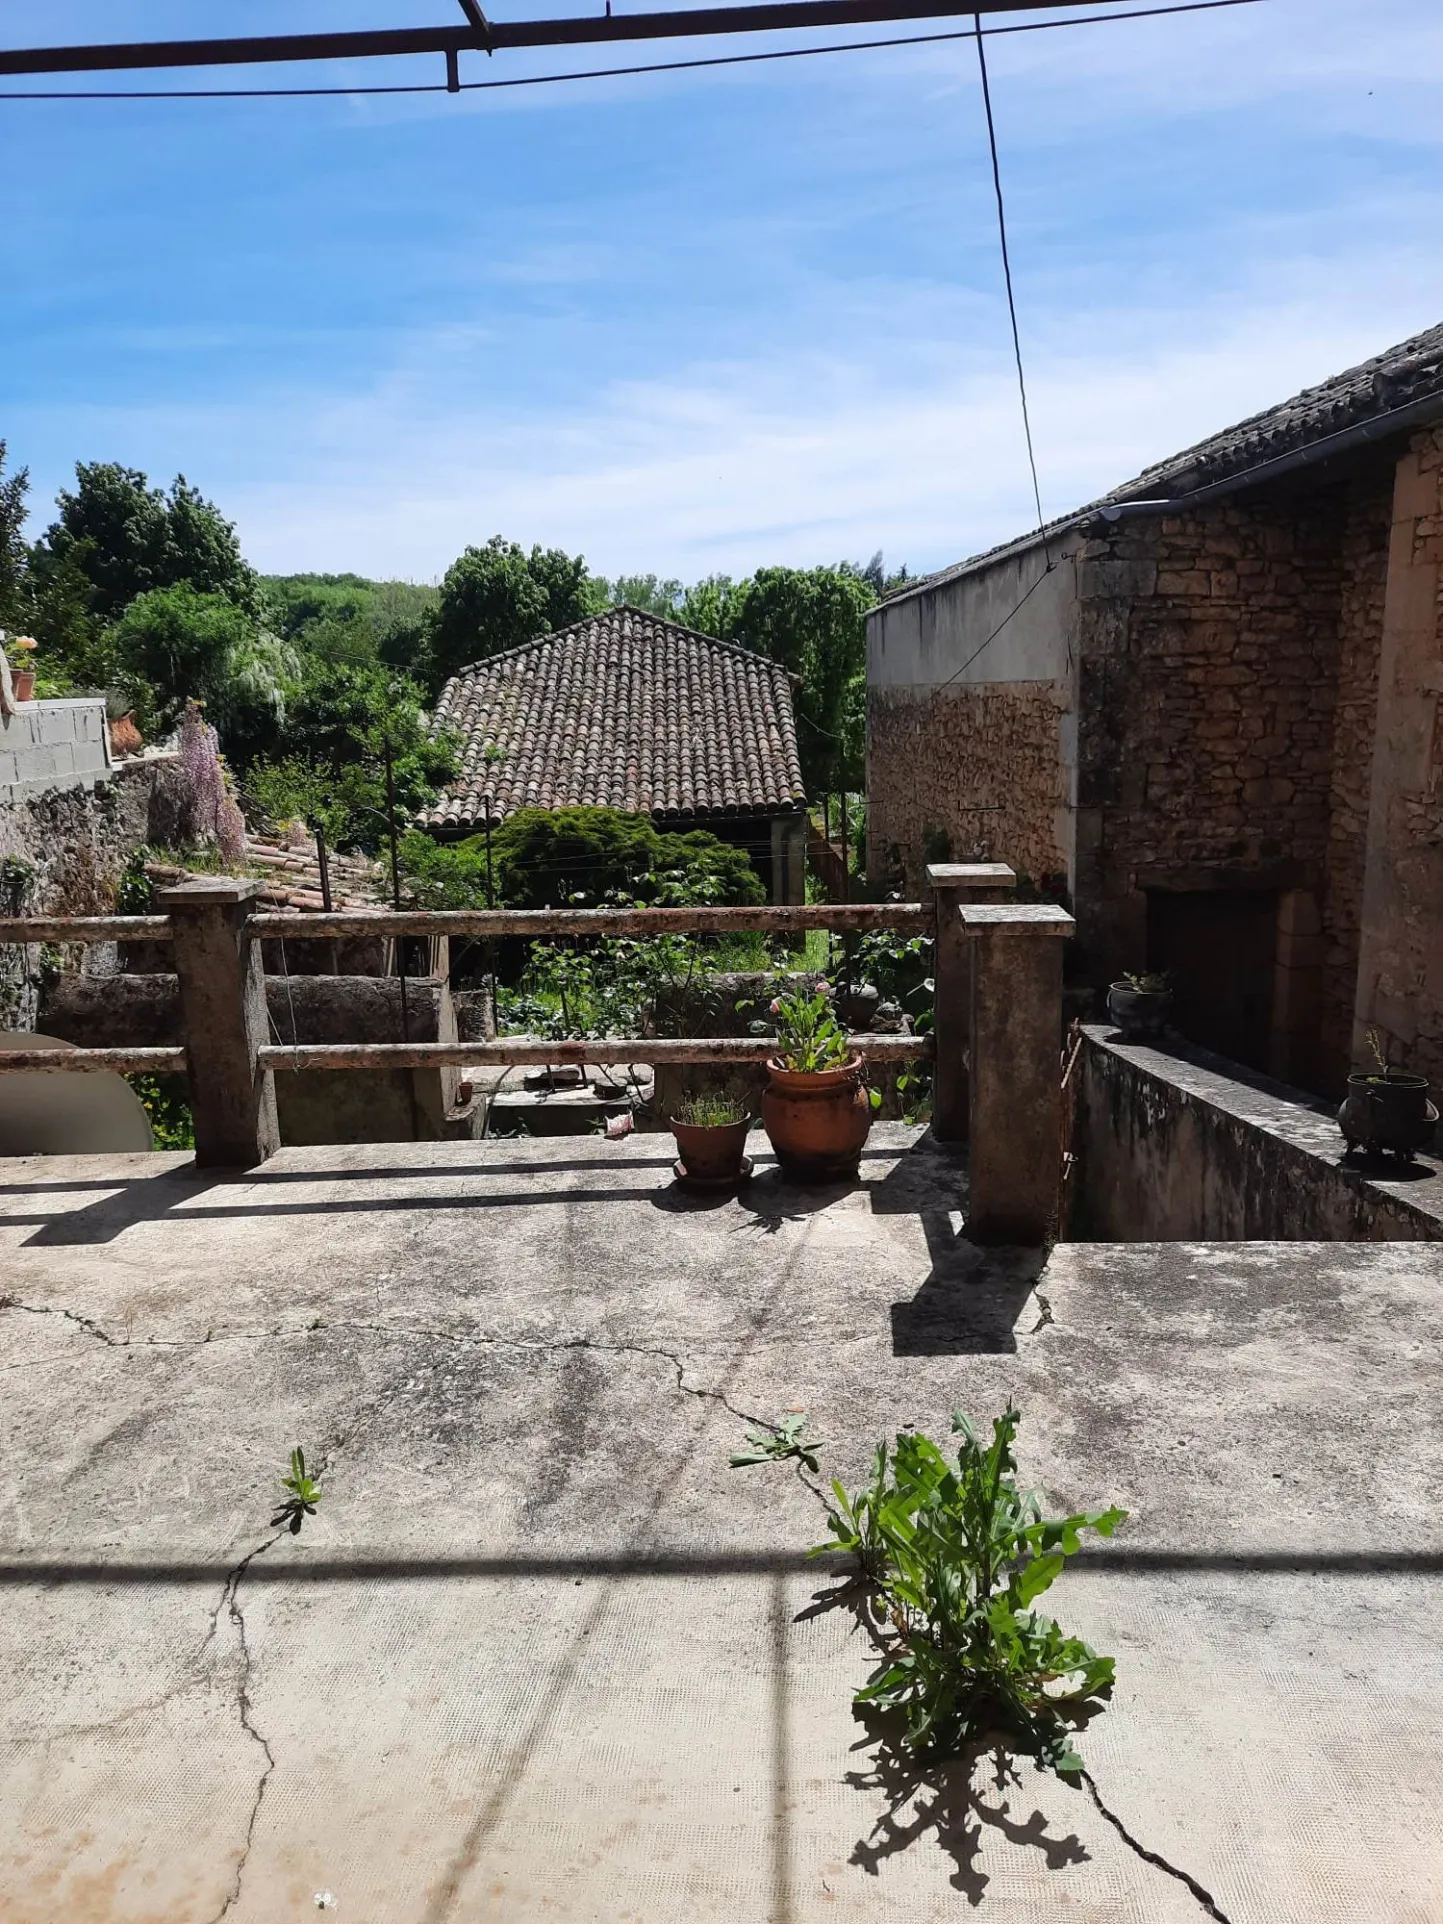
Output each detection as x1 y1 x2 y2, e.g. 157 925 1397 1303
885 321 1443 605
419 607 807 834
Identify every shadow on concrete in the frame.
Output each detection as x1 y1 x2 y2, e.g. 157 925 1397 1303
13 1178 683 1245
3 1547 1440 1588
891 1224 1046 1356
0 1156 682 1193
845 1732 1089 1905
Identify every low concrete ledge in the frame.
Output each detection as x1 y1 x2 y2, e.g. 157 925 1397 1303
1071 1024 1443 1242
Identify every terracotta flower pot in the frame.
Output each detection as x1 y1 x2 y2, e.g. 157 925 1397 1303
762 1053 871 1181
671 1116 751 1183
11 669 35 703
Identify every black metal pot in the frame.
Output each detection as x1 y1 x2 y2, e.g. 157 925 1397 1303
1337 1074 1438 1162
1107 981 1172 1041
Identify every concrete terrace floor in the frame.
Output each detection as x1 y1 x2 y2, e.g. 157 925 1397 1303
1 1124 1441 1924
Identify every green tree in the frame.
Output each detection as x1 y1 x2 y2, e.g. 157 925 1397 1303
0 441 31 634
682 564 875 794
34 463 258 624
110 584 297 760
245 660 457 852
599 573 685 618
424 536 604 690
260 573 439 672
481 806 764 909
677 574 741 638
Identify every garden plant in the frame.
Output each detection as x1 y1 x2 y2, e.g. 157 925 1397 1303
813 1404 1125 1775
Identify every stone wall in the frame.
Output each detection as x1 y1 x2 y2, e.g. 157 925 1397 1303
867 683 1069 896
1318 482 1392 1080
1073 456 1399 1089
0 758 174 1030
1069 1026 1441 1242
1352 426 1443 1090
0 698 111 804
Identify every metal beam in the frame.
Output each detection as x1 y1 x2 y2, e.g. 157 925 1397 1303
0 0 1107 78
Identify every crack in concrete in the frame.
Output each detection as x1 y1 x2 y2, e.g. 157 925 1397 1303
1 1293 786 1441
0 1293 124 1346
1080 1770 1234 1922
204 1538 281 1924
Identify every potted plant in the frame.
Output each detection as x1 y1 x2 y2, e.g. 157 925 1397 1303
671 1092 753 1189
761 978 873 1181
1338 1030 1438 1163
1106 970 1172 1041
5 635 37 703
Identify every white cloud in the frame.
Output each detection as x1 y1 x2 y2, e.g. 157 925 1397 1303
199 226 1443 580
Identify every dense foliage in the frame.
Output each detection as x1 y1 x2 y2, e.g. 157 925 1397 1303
2 435 912 890
245 661 457 853
398 806 764 911
424 536 604 691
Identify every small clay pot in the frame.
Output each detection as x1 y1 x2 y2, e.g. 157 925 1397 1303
1107 981 1172 1041
1338 1074 1437 1162
836 983 880 1030
11 669 35 703
671 1116 751 1183
762 1053 871 1181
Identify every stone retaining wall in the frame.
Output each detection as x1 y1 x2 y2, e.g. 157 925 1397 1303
1069 1024 1442 1241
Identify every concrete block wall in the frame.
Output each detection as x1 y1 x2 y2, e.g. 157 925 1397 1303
0 699 112 805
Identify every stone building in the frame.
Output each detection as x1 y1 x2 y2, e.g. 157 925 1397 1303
420 606 809 902
867 324 1443 1095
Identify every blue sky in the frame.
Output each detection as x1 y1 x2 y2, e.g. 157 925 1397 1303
3 0 1441 582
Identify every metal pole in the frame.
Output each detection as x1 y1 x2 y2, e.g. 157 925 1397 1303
485 808 498 1040
383 737 410 1047
315 820 332 912
0 0 1118 78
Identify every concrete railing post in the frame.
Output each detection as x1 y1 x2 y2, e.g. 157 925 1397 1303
156 878 279 1168
928 863 1016 1142
959 902 1075 1244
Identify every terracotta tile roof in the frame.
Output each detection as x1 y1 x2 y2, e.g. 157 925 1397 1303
882 320 1443 606
420 606 807 833
145 833 387 915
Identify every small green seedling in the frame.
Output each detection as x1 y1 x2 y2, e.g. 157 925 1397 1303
730 1411 824 1473
271 1446 322 1535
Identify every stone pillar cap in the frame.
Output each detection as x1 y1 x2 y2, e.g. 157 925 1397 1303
959 902 1075 933
926 863 1016 888
154 877 267 907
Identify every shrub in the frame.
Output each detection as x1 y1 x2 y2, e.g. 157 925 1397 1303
487 806 764 910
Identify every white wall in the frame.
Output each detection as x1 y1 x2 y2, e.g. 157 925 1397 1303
0 699 113 806
867 543 1080 691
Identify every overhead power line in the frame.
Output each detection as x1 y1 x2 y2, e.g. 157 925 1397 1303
0 0 1260 80
0 0 1264 101
972 10 1048 552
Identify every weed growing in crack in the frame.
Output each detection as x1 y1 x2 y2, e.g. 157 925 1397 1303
729 1410 824 1473
271 1446 323 1535
812 1404 1125 1776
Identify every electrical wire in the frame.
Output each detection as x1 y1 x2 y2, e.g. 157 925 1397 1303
0 0 1264 100
972 9 1047 555
934 546 1074 688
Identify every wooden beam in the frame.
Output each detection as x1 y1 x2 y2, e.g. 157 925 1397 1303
249 903 931 939
258 1034 933 1070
